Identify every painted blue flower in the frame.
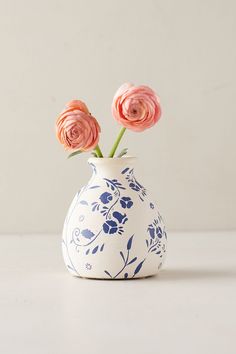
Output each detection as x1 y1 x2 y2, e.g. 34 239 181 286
99 192 113 204
103 220 118 234
120 196 133 209
85 263 92 270
113 211 128 224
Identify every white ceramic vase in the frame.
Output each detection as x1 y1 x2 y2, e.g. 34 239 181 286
62 157 167 279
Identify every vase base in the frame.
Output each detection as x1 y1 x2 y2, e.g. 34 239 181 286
70 272 160 280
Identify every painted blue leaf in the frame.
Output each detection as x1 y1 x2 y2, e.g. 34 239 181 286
104 270 112 278
128 257 137 265
127 235 134 250
136 180 143 188
81 229 95 239
86 249 90 255
100 244 105 252
89 185 100 189
124 273 128 278
79 200 88 205
122 167 129 174
134 260 144 276
120 251 125 262
92 245 99 254
148 227 155 239
151 248 157 252
146 239 149 247
156 251 161 255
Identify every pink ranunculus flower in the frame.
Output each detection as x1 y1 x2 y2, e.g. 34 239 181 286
112 83 162 132
65 99 90 114
56 100 100 151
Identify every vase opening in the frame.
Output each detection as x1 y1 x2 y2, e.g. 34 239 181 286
88 156 137 177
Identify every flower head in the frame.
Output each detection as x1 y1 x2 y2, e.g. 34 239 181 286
103 220 118 234
85 263 92 270
99 192 113 204
65 100 90 114
56 100 100 151
120 196 133 209
112 83 161 132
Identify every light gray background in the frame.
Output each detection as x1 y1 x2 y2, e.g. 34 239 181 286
0 0 235 233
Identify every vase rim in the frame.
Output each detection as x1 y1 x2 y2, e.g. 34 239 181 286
88 156 137 165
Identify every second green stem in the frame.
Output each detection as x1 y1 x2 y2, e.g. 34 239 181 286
94 145 103 158
108 127 126 158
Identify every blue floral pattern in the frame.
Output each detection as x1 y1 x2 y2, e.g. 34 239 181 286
89 177 133 238
62 161 167 278
146 218 167 258
104 219 167 279
122 167 147 201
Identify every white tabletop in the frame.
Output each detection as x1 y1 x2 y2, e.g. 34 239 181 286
0 232 235 354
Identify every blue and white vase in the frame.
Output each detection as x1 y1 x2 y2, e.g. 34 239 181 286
62 157 167 279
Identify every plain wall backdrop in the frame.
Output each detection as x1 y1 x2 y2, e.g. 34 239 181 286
0 0 235 233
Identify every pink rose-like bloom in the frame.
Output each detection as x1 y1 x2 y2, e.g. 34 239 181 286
56 100 100 151
65 99 89 114
112 83 161 132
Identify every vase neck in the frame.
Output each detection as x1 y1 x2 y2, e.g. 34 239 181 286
88 157 136 178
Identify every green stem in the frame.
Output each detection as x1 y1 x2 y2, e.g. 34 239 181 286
108 127 126 158
94 144 103 158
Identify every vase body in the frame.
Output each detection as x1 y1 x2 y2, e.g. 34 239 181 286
62 157 167 279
